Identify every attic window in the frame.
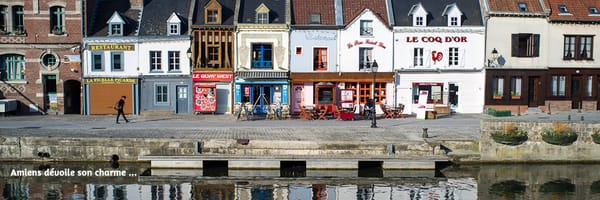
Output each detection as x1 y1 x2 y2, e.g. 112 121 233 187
167 12 182 36
558 5 568 13
450 17 459 26
518 3 527 12
257 12 268 24
168 23 180 35
360 20 373 36
415 16 424 26
207 9 219 23
110 23 123 36
589 7 599 15
309 13 321 24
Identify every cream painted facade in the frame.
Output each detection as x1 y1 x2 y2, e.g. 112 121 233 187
547 23 600 69
235 24 290 72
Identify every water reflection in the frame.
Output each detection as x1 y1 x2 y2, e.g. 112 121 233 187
7 163 600 199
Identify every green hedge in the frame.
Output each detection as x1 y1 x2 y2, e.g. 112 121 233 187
485 108 512 117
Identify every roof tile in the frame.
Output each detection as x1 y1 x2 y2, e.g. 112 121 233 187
342 0 389 26
292 0 336 25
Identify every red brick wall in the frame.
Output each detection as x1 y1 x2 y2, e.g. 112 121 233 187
545 100 571 112
582 100 597 111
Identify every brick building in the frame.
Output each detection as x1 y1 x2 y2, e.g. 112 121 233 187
0 0 82 115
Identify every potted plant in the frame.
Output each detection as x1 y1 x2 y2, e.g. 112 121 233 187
491 123 528 145
541 122 578 146
592 131 600 144
52 26 64 35
493 91 503 99
511 91 521 99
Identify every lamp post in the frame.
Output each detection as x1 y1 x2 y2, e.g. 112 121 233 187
371 60 378 128
487 48 498 67
187 48 193 68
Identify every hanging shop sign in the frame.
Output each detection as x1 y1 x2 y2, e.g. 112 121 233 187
88 44 135 51
85 78 137 84
192 72 234 81
405 36 468 43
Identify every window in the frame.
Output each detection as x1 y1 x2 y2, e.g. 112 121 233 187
42 54 57 68
316 86 334 104
360 20 373 36
551 75 566 96
110 23 123 36
492 77 504 98
168 51 180 71
558 5 568 13
0 6 7 32
313 48 327 71
448 47 459 66
50 6 65 34
251 43 272 68
511 77 522 97
518 3 528 12
563 35 593 60
0 54 24 81
257 12 268 24
111 52 123 71
309 13 321 24
12 6 23 34
150 51 162 71
590 7 599 14
587 76 593 97
413 48 424 66
412 83 443 104
168 23 180 35
295 47 302 55
207 46 219 67
450 17 458 26
155 84 169 104
207 9 219 24
358 48 373 70
415 16 424 26
511 33 540 57
92 52 103 71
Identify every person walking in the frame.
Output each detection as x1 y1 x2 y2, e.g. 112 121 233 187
115 96 129 124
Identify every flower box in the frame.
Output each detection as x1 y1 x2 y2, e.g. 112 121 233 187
511 96 521 100
492 131 528 145
493 96 502 100
541 130 578 146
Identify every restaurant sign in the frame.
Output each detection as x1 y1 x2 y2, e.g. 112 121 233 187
85 78 137 84
192 72 234 81
88 44 135 51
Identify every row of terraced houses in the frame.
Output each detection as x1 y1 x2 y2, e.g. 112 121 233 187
1 0 599 116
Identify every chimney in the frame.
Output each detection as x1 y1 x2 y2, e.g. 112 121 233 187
130 0 143 9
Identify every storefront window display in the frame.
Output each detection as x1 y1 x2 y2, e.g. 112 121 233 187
412 82 443 104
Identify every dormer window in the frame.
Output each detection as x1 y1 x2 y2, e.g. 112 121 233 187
558 5 569 13
360 20 373 36
409 3 428 27
255 3 270 24
415 16 424 26
204 0 222 24
107 11 125 36
167 12 182 36
518 3 528 12
443 3 463 27
589 7 599 15
450 17 458 26
309 13 321 24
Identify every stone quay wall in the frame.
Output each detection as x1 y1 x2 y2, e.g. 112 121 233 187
480 119 600 162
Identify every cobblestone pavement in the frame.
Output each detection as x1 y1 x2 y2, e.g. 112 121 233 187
0 113 481 142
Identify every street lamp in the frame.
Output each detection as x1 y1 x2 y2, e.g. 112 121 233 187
371 60 378 128
487 48 498 67
187 48 193 68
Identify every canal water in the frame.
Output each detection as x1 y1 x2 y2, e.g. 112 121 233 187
1 162 599 199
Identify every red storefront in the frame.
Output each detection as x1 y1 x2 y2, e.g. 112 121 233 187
192 72 234 114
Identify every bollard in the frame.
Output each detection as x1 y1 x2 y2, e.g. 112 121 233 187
568 115 571 121
581 116 584 121
422 128 428 138
548 103 551 115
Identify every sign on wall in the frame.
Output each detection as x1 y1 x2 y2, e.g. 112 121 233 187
88 44 135 51
85 78 137 84
192 72 234 81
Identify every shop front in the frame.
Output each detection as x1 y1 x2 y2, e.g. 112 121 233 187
83 77 139 115
290 72 395 114
140 76 192 114
192 72 233 114
234 72 289 115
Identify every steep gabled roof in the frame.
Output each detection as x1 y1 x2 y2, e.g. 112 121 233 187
291 0 336 25
546 0 600 22
392 0 483 26
139 0 191 36
343 0 389 26
486 0 548 15
237 0 288 24
87 0 141 37
193 0 237 26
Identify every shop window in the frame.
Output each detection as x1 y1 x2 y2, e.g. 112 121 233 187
492 77 504 99
111 52 123 71
413 48 424 66
448 47 459 66
563 35 593 60
511 33 539 57
412 83 443 104
586 75 593 97
12 6 23 34
0 54 24 81
360 20 373 36
313 48 327 71
155 84 169 104
92 52 103 71
359 48 373 70
374 82 386 104
50 6 65 35
168 51 180 71
316 86 334 104
359 83 371 104
511 77 522 98
251 43 272 68
344 82 358 104
150 51 162 72
551 75 566 96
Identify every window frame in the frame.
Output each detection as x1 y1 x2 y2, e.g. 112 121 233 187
563 35 594 60
251 43 273 69
50 6 65 34
511 33 540 57
154 83 169 105
358 47 373 70
150 51 162 72
0 6 7 32
257 12 268 24
511 76 522 98
168 51 180 72
110 23 123 36
111 52 124 71
92 52 104 71
415 16 424 26
449 16 459 26
360 20 373 36
313 47 328 71
448 47 459 66
518 3 528 12
12 6 23 34
492 76 504 99
309 13 321 24
413 48 424 66
0 54 25 81
168 23 180 35
551 75 566 97
206 9 219 24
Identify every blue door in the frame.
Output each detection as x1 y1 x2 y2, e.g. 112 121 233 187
251 85 272 114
